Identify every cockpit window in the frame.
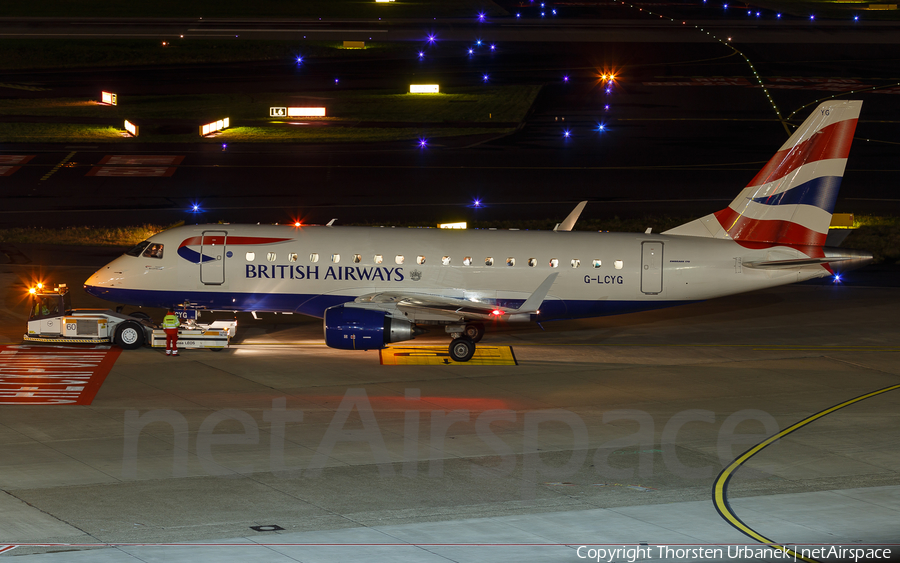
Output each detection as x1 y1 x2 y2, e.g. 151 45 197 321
143 244 164 259
125 241 151 257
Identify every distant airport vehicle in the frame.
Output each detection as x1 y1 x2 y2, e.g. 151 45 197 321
25 283 235 351
84 101 871 361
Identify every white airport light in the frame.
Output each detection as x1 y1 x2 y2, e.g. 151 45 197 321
439 222 467 229
200 117 230 136
124 120 138 137
101 91 117 106
287 107 326 117
410 84 440 93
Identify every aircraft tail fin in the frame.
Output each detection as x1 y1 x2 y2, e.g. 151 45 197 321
663 100 861 248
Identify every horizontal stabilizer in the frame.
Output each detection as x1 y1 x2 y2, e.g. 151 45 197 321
743 257 851 269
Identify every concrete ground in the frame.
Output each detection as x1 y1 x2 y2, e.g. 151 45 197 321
0 250 898 561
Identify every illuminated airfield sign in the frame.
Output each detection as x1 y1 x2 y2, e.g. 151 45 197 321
100 91 117 105
288 107 326 117
200 118 230 136
124 120 138 137
410 84 440 94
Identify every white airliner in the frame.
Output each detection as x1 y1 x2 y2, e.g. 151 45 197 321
84 100 872 361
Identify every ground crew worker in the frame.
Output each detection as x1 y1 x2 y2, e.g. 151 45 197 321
162 309 180 356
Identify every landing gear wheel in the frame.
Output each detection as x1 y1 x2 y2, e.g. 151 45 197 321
114 321 145 350
129 311 151 321
449 337 476 362
464 323 485 343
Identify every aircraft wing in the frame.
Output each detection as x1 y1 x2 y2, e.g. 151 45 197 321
353 273 559 321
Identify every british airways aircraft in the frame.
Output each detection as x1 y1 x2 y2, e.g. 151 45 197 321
84 100 871 361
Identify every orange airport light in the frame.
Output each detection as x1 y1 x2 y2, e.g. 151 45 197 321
124 120 138 137
200 118 230 136
101 91 117 106
410 84 440 94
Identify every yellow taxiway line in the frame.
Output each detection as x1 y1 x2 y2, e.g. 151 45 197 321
712 383 900 563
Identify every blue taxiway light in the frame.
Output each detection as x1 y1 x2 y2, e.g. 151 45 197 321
563 75 569 82
427 34 436 43
418 139 428 148
833 274 843 284
482 74 490 82
563 130 571 138
468 48 474 55
418 51 425 59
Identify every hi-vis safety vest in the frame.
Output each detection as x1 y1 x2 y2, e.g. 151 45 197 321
162 314 180 329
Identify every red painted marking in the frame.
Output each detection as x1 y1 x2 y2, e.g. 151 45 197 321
86 167 177 177
97 155 185 166
0 155 34 176
0 345 122 405
0 155 34 165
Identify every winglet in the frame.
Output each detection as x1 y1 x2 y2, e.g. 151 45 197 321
518 273 558 312
554 201 587 232
326 218 338 227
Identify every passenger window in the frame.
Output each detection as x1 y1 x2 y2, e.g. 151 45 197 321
506 257 515 267
416 255 425 265
549 258 559 268
267 252 276 262
395 255 404 265
143 244 164 259
463 257 472 266
288 253 298 263
441 256 451 266
374 255 383 264
353 254 361 263
485 257 494 266
592 259 602 268
571 259 580 268
332 254 340 263
528 258 537 267
246 252 256 262
310 253 319 263
614 260 624 270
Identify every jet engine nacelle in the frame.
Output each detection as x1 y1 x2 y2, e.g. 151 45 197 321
323 305 423 350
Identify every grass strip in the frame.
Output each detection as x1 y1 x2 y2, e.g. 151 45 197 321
0 39 410 71
0 87 540 122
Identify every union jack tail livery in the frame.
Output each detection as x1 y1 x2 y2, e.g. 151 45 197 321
665 100 861 248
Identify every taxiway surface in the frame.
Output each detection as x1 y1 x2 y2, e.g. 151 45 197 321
0 247 898 560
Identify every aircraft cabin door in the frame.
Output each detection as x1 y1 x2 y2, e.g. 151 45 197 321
200 230 227 285
641 241 663 294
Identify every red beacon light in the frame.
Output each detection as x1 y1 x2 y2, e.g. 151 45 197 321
491 309 504 316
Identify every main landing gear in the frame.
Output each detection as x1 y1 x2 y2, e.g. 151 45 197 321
446 323 485 362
